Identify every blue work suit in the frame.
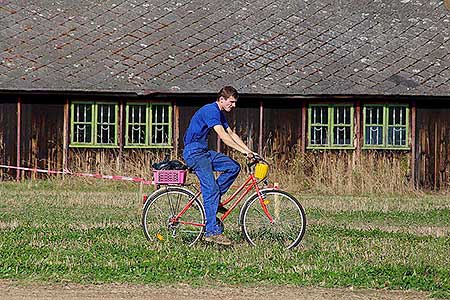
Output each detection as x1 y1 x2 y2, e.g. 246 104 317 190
183 102 240 236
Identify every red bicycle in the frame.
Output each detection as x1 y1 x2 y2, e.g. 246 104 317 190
142 156 306 249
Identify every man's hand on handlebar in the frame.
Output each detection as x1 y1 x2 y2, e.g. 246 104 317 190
246 152 258 160
248 153 270 165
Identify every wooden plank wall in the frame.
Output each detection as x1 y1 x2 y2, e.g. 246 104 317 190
1 95 449 191
19 101 64 178
177 98 302 159
263 101 302 159
177 99 261 156
0 101 18 179
226 105 260 154
416 106 450 190
67 148 169 179
176 103 202 152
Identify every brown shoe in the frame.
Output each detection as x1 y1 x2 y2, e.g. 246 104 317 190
217 205 228 214
204 234 232 246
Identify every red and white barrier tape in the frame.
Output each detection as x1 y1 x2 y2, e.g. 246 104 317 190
0 165 154 185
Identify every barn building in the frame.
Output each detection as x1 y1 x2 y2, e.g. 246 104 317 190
1 0 449 190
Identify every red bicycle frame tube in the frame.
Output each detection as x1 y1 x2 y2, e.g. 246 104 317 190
172 173 274 226
251 175 274 223
173 190 201 222
220 176 253 219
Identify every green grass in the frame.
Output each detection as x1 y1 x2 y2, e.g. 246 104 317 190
308 208 450 227
0 179 449 296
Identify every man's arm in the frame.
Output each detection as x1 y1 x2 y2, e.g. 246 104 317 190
213 125 252 155
226 127 253 154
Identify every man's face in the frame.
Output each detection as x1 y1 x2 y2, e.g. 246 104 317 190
219 96 237 112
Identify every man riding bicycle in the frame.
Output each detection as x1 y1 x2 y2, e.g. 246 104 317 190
183 86 256 246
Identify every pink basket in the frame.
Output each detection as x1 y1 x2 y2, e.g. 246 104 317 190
153 170 187 185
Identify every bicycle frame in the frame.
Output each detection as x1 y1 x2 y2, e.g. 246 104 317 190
171 173 274 228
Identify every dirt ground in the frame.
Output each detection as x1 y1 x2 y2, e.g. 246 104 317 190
0 281 430 300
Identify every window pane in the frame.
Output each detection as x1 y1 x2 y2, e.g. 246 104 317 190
97 104 116 144
334 126 351 145
98 104 115 124
334 106 351 124
130 105 146 123
389 106 406 125
365 126 383 145
153 104 169 123
388 127 406 146
365 107 383 124
152 124 169 144
311 106 328 124
128 124 146 144
74 124 92 143
97 124 115 144
74 104 92 123
310 126 328 145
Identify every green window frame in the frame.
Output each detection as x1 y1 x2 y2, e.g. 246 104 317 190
125 102 172 148
308 104 354 149
363 104 409 149
70 101 119 147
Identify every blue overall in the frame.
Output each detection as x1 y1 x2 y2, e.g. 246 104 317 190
183 103 240 237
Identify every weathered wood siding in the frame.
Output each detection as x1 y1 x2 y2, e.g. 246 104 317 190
416 102 450 190
177 98 261 156
67 148 168 179
0 94 449 191
177 100 205 151
226 104 260 154
0 100 17 179
17 101 65 178
263 100 302 159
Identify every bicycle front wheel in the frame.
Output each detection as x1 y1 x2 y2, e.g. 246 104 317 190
240 189 306 249
142 187 205 246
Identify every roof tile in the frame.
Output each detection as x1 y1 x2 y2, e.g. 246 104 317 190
1 0 449 95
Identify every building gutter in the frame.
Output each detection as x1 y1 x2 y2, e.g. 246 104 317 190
0 89 448 101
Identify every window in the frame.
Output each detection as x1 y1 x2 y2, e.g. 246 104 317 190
125 103 172 148
71 101 118 147
308 104 354 148
363 104 409 149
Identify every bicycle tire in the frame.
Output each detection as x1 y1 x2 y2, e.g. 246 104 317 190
240 189 306 250
142 186 205 246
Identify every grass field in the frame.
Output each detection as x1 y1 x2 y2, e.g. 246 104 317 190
0 179 449 298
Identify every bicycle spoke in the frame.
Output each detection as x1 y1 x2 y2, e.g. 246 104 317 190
175 192 182 215
142 187 205 246
241 190 306 249
251 206 272 223
165 191 176 216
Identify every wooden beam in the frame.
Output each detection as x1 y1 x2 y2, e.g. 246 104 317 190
259 101 263 155
301 101 307 153
173 100 179 157
62 99 69 175
16 97 21 181
118 99 124 170
410 100 416 189
216 134 221 152
434 121 438 190
355 100 361 158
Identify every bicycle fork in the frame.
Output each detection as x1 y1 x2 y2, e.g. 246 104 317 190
254 185 275 223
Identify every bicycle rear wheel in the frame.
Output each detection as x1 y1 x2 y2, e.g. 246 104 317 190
142 187 205 246
240 189 306 249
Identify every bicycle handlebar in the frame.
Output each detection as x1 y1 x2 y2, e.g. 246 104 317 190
252 153 269 164
245 153 269 173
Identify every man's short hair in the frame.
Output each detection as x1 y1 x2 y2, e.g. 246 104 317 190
218 86 238 100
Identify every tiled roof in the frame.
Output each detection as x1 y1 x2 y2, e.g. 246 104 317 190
0 0 449 95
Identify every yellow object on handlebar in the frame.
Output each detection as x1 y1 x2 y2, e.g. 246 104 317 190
254 162 269 179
